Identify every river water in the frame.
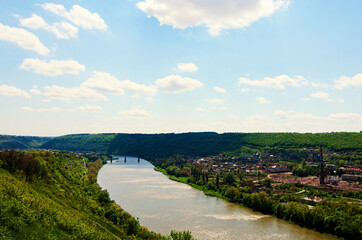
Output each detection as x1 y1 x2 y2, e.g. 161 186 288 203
97 156 337 240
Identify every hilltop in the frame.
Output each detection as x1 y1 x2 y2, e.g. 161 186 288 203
39 132 362 157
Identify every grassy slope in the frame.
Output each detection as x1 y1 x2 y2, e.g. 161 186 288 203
0 152 164 240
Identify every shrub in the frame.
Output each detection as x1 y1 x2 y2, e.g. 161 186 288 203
98 190 111 204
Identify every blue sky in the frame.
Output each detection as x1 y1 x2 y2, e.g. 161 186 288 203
0 0 361 136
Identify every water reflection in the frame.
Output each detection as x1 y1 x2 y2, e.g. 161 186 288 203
98 156 336 240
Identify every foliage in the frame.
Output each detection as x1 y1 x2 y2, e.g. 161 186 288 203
168 230 195 240
0 150 174 240
0 135 52 150
158 163 362 240
41 134 116 153
40 132 362 158
223 172 235 185
98 190 111 204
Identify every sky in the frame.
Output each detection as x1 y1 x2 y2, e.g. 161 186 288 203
0 0 361 136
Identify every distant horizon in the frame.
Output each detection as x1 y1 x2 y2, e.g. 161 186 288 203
2 130 361 138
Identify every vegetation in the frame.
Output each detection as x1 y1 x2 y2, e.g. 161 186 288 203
0 135 51 150
0 150 195 240
152 160 362 240
40 132 361 157
41 134 116 154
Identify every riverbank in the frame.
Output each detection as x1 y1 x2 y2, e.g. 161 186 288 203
153 167 345 240
0 150 198 240
155 167 227 200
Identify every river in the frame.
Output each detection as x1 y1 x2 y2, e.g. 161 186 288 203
97 156 337 240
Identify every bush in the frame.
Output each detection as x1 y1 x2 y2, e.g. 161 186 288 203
98 190 111 204
105 209 117 224
169 230 195 240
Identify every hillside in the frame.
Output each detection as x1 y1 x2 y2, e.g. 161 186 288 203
0 135 52 150
41 132 362 157
40 134 116 153
0 150 172 239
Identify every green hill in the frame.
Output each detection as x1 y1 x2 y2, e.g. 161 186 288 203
0 150 168 239
0 135 52 150
41 134 116 153
42 132 362 157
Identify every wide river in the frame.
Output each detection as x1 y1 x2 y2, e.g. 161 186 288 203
98 156 337 240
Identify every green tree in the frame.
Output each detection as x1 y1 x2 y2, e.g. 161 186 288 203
264 178 272 188
223 172 235 185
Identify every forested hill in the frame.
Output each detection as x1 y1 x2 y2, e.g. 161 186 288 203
41 132 361 157
0 135 52 150
41 133 116 153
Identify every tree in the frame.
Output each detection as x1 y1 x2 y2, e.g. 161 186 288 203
169 230 195 240
243 178 254 188
98 190 111 204
225 187 239 202
264 178 272 188
216 173 219 189
223 172 235 185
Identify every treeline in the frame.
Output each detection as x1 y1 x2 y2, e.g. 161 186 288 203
40 132 362 157
155 162 362 240
0 150 194 239
0 135 51 150
0 150 48 182
242 132 362 151
41 133 116 153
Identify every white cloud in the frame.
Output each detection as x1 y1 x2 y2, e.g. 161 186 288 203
156 75 204 93
137 0 289 36
20 58 86 76
326 113 362 122
120 106 152 118
256 97 271 104
51 21 78 39
310 91 330 100
270 110 362 132
82 71 157 96
177 63 198 72
216 106 228 111
239 75 306 89
310 91 344 103
334 73 362 90
39 3 107 31
0 85 31 98
30 88 42 95
245 115 267 122
301 97 310 101
20 13 78 39
21 106 65 113
0 23 49 55
274 110 320 120
22 105 102 113
77 105 103 113
43 85 107 102
19 13 48 30
213 86 226 93
274 110 288 119
206 98 224 105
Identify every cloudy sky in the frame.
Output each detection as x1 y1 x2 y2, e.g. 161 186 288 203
0 0 361 136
